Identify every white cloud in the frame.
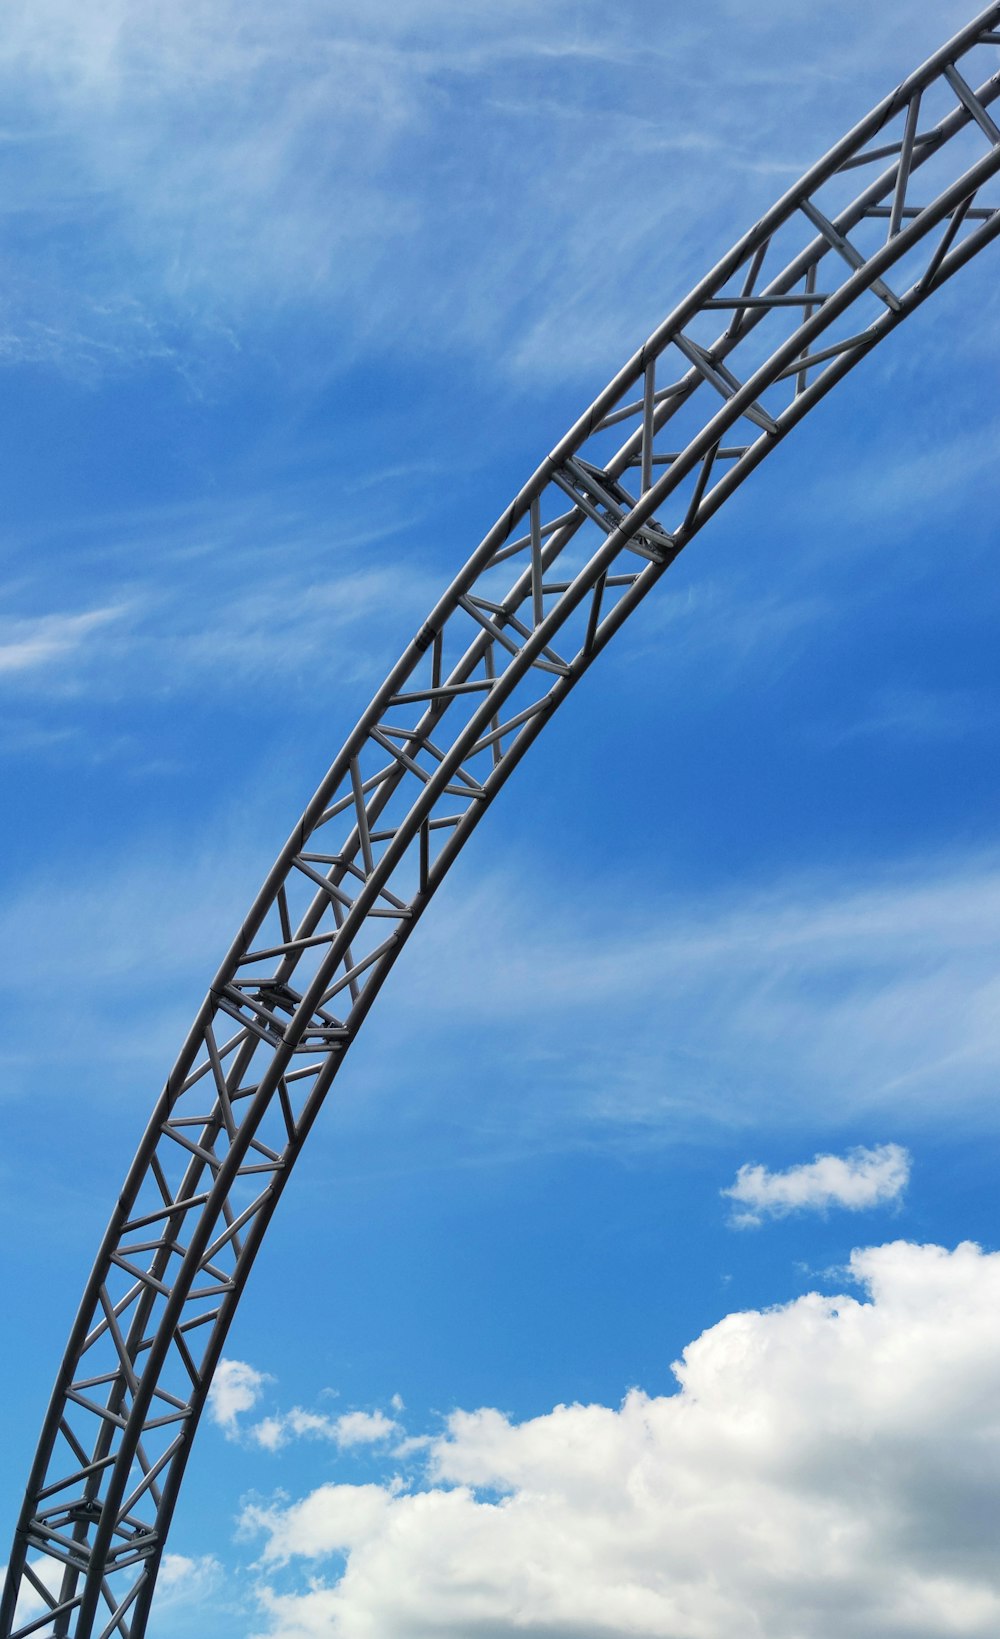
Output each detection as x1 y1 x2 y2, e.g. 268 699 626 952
251 1408 399 1454
205 1357 400 1453
1 481 438 714
0 1559 59 1631
165 561 432 689
826 685 1000 748
723 1142 910 1228
0 604 125 675
8 837 994 1145
334 1411 400 1449
0 0 991 380
157 1552 223 1609
243 1241 1000 1639
381 852 1000 1138
6 832 1000 1150
0 815 278 1122
243 1483 402 1567
208 1357 271 1436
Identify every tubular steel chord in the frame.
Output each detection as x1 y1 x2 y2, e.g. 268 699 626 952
4 8 1000 1636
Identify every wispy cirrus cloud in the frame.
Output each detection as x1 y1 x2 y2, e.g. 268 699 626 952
377 850 1000 1142
722 1142 910 1228
822 685 1000 747
0 0 989 382
5 841 1000 1144
0 603 125 675
0 480 438 714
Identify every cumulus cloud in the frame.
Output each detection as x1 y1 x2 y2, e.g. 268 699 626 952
723 1142 910 1228
208 1357 271 1435
157 1552 223 1609
206 1357 401 1461
251 1408 399 1454
0 1559 58 1632
333 1411 400 1448
243 1241 1000 1639
207 1356 401 1457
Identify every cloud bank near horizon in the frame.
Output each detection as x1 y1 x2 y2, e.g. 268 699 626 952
237 1239 1000 1639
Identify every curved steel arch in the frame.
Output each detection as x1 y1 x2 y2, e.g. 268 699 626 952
5 9 1000 1637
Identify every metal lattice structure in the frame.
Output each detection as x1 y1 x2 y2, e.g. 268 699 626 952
4 9 1000 1637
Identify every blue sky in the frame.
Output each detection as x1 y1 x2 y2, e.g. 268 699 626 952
2 3 1000 1635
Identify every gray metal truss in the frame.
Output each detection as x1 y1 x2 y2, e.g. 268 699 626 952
4 8 1000 1637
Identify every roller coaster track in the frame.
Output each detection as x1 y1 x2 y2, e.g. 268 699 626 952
4 8 1000 1636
